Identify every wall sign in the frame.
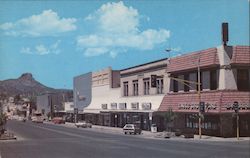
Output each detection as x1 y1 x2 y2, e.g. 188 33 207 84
224 103 250 110
141 103 152 110
178 103 217 110
131 102 139 110
110 103 117 109
119 103 127 110
101 104 107 109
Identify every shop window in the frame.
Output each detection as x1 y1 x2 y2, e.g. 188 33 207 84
210 70 217 90
184 74 190 92
185 114 218 130
143 79 150 95
156 77 164 94
123 82 129 96
133 80 139 96
237 69 250 91
173 75 178 92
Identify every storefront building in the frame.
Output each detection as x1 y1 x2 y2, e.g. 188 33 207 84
74 59 168 130
73 43 249 136
159 45 250 137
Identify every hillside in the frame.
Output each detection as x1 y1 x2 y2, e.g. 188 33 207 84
0 73 72 97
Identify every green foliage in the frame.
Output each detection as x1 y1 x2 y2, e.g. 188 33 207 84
164 108 177 123
163 108 177 131
0 93 8 101
0 113 7 126
14 94 21 104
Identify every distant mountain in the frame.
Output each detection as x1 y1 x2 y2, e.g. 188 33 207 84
0 73 72 97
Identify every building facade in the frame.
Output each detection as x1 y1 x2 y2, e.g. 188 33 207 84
159 45 250 137
74 60 168 130
73 45 249 137
36 92 72 118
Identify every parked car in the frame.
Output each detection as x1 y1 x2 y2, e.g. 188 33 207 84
75 121 92 128
123 124 142 135
31 116 43 123
52 117 65 124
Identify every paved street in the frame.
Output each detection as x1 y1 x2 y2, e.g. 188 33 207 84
0 120 249 158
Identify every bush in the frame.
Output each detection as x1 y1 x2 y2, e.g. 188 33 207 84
184 133 194 138
174 129 182 136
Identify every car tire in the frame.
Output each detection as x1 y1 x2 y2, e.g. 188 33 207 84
124 132 127 135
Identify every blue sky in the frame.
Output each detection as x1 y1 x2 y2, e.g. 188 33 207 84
0 0 249 89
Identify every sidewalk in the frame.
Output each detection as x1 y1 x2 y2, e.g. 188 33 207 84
0 131 16 140
47 121 250 142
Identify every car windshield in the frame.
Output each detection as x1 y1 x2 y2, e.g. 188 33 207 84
125 125 133 128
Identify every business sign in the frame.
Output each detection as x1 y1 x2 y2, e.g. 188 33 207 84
199 102 205 113
110 103 117 110
178 102 217 111
141 103 151 110
151 75 157 87
101 104 108 109
225 103 250 110
131 102 139 110
119 103 127 110
74 108 78 114
78 95 86 101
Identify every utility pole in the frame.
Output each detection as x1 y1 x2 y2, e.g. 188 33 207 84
237 113 239 140
233 101 239 140
166 49 203 139
197 57 202 139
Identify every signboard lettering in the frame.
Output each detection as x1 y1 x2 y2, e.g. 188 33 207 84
110 103 117 110
141 103 151 110
131 102 139 110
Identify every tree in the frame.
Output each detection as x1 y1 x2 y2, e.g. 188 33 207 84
164 108 177 132
0 93 8 101
0 113 7 134
14 94 21 104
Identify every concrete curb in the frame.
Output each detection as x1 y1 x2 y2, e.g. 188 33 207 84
45 121 250 142
0 132 17 140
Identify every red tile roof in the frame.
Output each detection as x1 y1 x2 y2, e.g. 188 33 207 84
167 48 219 73
159 90 250 113
231 46 250 65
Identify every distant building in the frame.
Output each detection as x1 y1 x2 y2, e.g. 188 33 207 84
73 72 92 112
36 92 68 118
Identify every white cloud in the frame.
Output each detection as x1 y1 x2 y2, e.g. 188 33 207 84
20 47 32 54
171 47 181 52
35 45 50 55
0 10 77 37
84 47 109 57
0 22 13 30
77 1 170 58
97 1 139 34
21 40 61 55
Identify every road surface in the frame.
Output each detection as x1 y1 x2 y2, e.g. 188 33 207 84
0 120 249 158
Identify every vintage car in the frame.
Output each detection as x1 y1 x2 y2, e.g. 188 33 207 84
75 121 92 128
52 117 65 124
123 124 142 135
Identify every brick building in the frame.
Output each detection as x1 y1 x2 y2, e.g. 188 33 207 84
159 45 250 137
